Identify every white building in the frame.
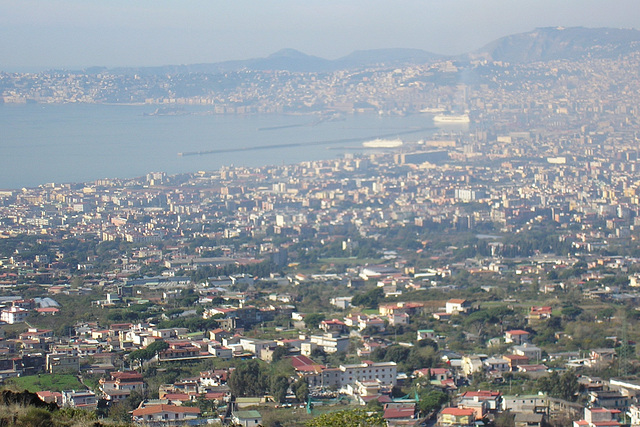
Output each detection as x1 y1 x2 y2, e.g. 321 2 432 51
338 361 397 387
239 338 275 355
308 333 350 354
0 306 29 324
232 410 262 427
62 390 98 409
628 404 640 427
445 299 470 314
512 344 542 362
207 344 233 359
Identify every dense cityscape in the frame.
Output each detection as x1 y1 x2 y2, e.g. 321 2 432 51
3 27 640 427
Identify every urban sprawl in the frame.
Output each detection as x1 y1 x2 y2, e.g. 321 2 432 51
1 48 640 427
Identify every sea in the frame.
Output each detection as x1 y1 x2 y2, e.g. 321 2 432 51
0 103 452 190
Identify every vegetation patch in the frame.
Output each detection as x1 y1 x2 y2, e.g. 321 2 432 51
7 374 83 393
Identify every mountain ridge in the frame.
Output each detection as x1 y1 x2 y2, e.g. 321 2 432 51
68 27 640 75
469 26 640 63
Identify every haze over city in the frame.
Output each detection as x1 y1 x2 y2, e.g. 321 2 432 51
1 0 638 70
5 0 640 426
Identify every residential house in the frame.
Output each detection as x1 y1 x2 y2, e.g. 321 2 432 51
627 404 640 427
573 407 621 427
502 394 549 415
319 319 347 333
445 299 471 315
387 312 409 326
207 343 233 359
589 348 617 367
0 307 29 324
209 328 232 343
589 390 629 412
330 296 352 309
338 361 397 387
99 371 145 402
512 344 542 362
505 330 531 345
458 390 502 419
62 390 97 410
417 329 436 341
358 316 386 332
528 306 552 321
307 333 349 354
199 370 229 388
36 391 62 406
517 365 549 378
239 337 276 356
46 353 80 374
290 355 326 388
383 403 417 426
433 312 452 321
484 357 510 373
232 410 262 427
438 407 475 426
378 301 425 316
461 355 486 377
413 367 453 383
503 354 530 371
132 404 200 425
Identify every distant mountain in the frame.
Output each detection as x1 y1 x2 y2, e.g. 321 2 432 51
107 48 443 76
335 48 443 68
93 27 640 76
470 27 640 63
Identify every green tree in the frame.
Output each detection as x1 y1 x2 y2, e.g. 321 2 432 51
561 306 583 321
535 370 582 401
306 409 385 427
128 340 169 364
418 389 448 413
271 345 289 363
351 288 384 309
146 340 169 356
381 346 411 364
291 378 309 403
270 375 290 403
304 313 326 329
406 346 437 371
228 359 269 397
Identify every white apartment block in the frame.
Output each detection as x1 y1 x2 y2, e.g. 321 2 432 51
0 306 29 324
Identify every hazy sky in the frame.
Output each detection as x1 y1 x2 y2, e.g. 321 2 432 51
0 0 637 70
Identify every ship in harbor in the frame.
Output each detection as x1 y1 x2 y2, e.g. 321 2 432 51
143 106 189 116
433 114 470 124
362 138 403 148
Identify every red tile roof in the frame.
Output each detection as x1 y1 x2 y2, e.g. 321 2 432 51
441 407 475 416
384 406 415 419
133 404 200 416
506 329 530 335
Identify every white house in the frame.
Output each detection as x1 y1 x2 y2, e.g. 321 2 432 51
232 410 262 427
62 390 97 409
0 306 29 324
445 299 471 314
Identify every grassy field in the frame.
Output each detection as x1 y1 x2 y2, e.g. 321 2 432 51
6 374 83 393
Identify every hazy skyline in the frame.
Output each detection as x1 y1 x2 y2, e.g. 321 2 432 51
1 0 638 71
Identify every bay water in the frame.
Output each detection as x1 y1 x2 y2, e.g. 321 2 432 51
0 104 442 189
